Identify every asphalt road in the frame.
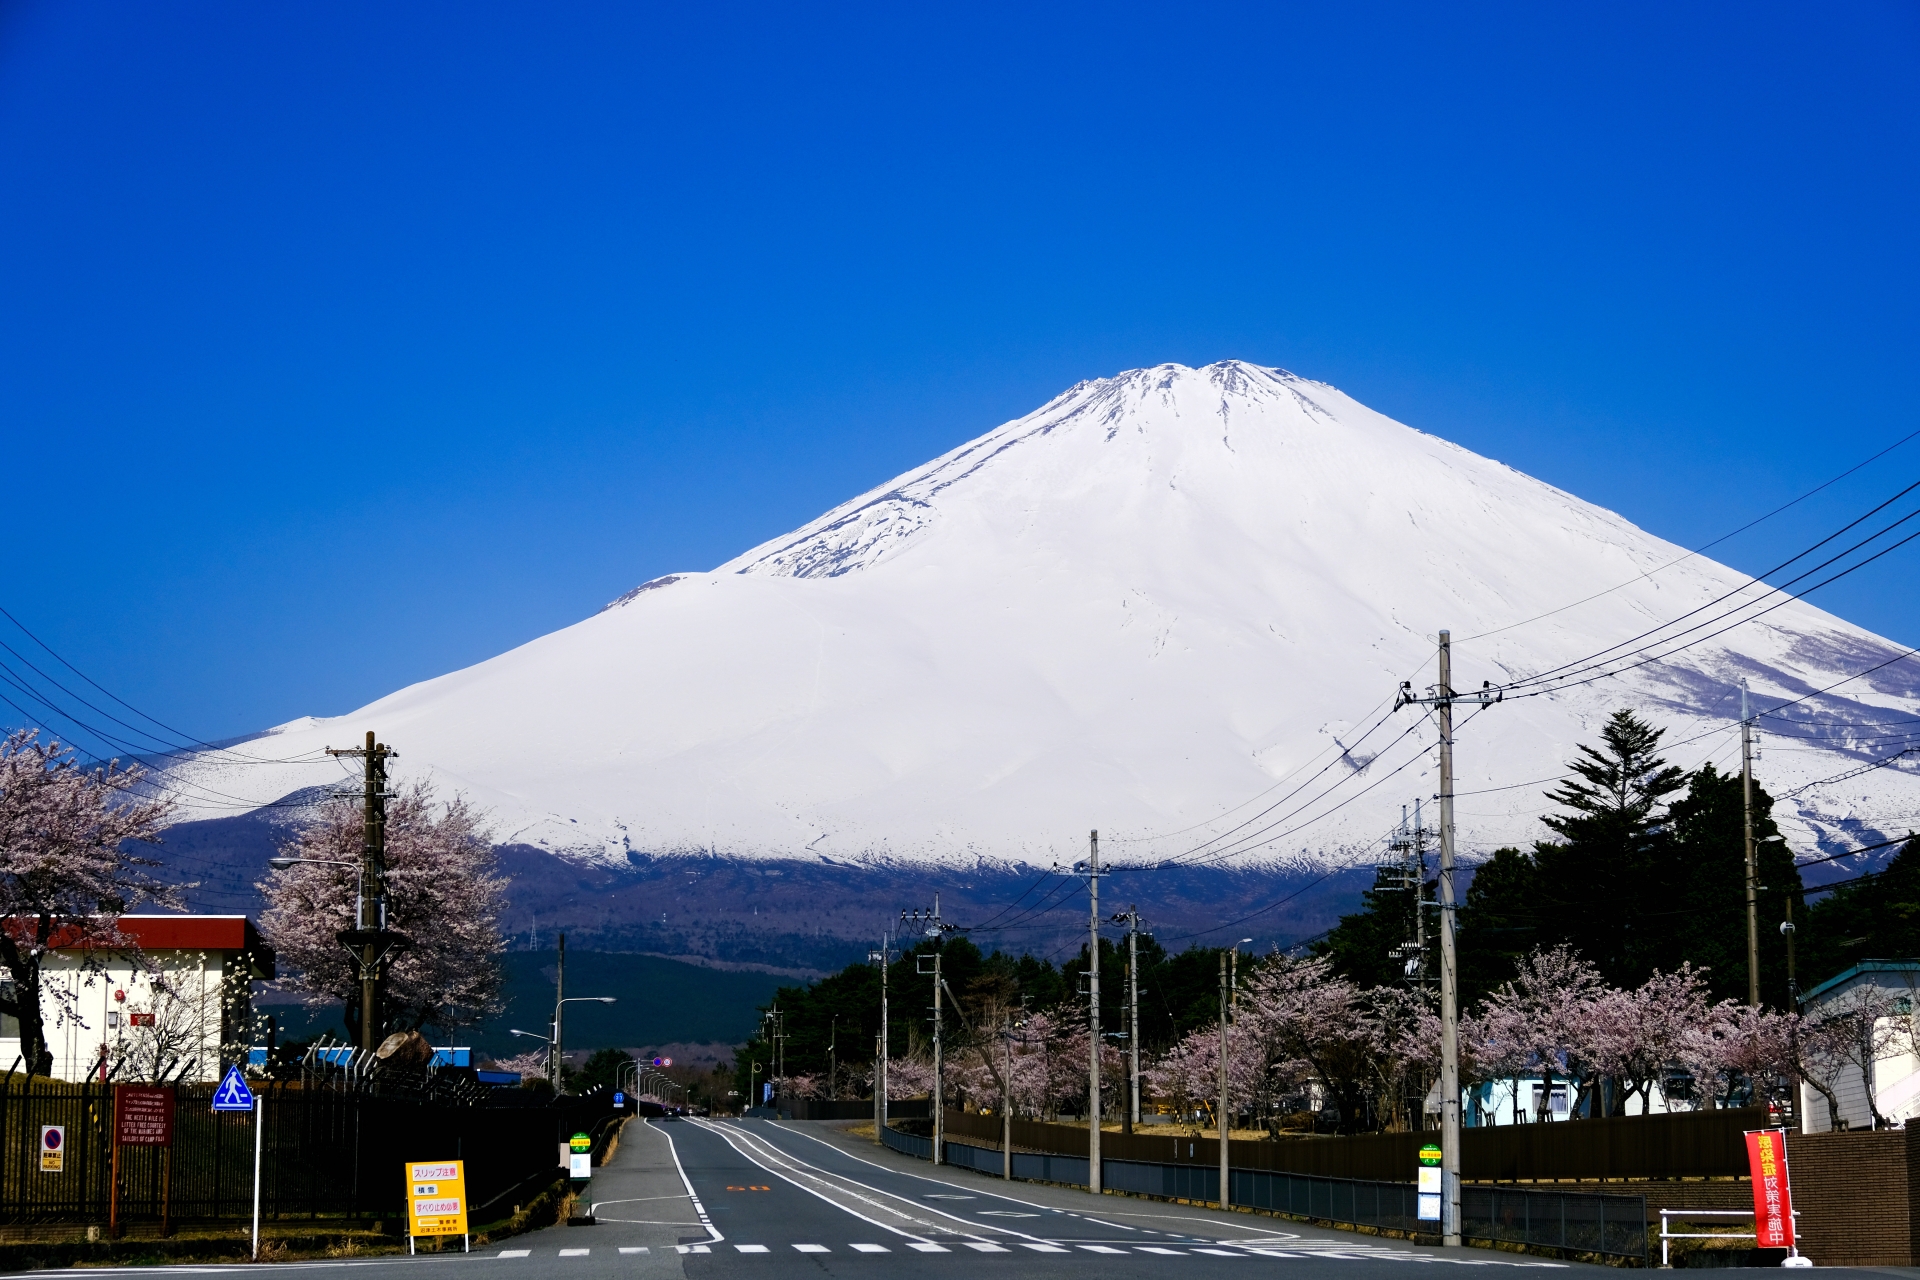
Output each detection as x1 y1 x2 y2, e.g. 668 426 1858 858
10 1117 1608 1279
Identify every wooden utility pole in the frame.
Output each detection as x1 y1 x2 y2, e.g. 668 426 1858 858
1743 682 1760 1008
324 731 398 1054
1086 830 1102 1196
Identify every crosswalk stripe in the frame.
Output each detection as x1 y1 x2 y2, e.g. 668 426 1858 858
735 1245 769 1253
1019 1243 1071 1253
850 1244 890 1253
674 1245 711 1254
1194 1248 1244 1256
1078 1245 1128 1254
794 1244 831 1253
1137 1247 1187 1255
617 1247 648 1255
497 1250 530 1258
558 1249 590 1257
907 1243 950 1253
964 1243 1011 1252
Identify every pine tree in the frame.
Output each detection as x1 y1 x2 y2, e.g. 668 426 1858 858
1530 709 1689 986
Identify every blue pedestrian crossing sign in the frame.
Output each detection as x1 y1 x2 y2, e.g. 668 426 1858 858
211 1064 256 1111
613 1092 625 1107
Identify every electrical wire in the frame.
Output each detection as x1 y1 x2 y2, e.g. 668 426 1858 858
1457 424 1920 645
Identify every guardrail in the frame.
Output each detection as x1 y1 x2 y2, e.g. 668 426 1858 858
1658 1209 1805 1269
879 1123 1647 1264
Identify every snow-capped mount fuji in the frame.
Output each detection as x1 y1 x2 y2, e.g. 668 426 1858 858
171 362 1920 877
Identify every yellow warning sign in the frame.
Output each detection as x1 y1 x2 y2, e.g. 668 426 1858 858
406 1160 468 1237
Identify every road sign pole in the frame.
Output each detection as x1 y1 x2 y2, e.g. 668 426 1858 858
251 1090 264 1260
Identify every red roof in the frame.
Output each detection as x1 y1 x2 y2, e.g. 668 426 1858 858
2 915 273 976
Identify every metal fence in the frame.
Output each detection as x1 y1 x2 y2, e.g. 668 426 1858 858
881 1124 1647 1264
939 1106 1758 1182
0 1074 621 1229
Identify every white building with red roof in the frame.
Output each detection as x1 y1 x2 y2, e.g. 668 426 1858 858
0 915 275 1084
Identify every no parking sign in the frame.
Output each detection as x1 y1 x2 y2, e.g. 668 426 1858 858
39 1125 63 1173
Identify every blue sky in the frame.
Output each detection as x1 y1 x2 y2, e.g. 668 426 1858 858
2 1 1916 746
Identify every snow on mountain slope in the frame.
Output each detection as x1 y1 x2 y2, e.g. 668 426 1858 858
169 362 1920 868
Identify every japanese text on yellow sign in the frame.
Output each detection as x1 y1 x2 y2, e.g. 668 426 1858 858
407 1160 468 1237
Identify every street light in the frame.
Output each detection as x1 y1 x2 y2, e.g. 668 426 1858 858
550 996 616 1091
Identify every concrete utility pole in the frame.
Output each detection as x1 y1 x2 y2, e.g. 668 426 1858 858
1002 1018 1016 1180
871 934 892 1144
1742 681 1760 1008
324 731 400 1054
1086 830 1102 1196
1217 950 1229 1211
904 900 952 1165
1126 907 1141 1132
1397 630 1499 1248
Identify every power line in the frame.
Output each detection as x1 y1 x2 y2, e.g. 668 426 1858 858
1458 424 1920 645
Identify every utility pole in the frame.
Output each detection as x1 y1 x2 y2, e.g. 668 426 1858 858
1397 630 1499 1248
904 899 955 1166
553 934 564 1087
324 731 402 1055
1114 906 1141 1133
829 1016 838 1101
1001 1017 1016 1181
870 934 892 1144
1217 949 1229 1212
1742 682 1760 1008
1086 830 1102 1197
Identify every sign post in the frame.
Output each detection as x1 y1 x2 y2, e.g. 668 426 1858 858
212 1065 259 1258
406 1160 470 1254
569 1132 592 1181
1743 1129 1805 1265
111 1085 177 1238
1416 1142 1443 1226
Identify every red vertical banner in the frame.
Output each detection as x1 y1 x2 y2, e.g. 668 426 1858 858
1744 1129 1796 1249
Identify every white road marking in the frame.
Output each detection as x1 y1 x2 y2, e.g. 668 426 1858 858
907 1243 951 1252
794 1244 830 1253
645 1118 724 1244
1084 1219 1132 1230
1137 1247 1187 1255
497 1251 530 1258
617 1247 649 1255
963 1243 1011 1252
850 1244 891 1252
1019 1244 1071 1253
1194 1248 1244 1256
673 1245 711 1255
734 1245 769 1253
558 1249 590 1257
1078 1245 1128 1254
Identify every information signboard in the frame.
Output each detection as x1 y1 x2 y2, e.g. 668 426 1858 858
115 1085 175 1146
569 1132 592 1179
1416 1142 1442 1221
407 1160 469 1239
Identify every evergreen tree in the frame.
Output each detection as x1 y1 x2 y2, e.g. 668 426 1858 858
1455 846 1538 1007
1529 709 1689 986
1662 763 1801 1007
1800 834 1920 991
1315 867 1428 991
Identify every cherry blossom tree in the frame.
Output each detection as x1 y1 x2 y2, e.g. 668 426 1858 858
1468 946 1605 1120
0 731 178 1076
259 781 506 1041
1681 1001 1794 1111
